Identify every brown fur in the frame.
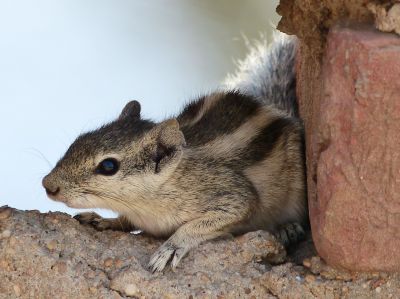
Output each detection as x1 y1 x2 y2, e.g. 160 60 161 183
42 90 306 272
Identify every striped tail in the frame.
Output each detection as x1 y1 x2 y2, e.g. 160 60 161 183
224 32 298 117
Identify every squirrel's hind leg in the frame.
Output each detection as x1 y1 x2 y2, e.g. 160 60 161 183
274 222 306 248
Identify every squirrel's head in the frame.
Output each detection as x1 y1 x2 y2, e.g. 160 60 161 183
42 101 186 210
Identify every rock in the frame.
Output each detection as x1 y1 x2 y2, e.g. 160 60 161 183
124 284 140 297
1 207 400 298
312 23 400 272
0 230 11 239
305 274 316 283
0 207 12 220
46 240 57 251
103 257 114 268
0 207 284 298
277 0 400 272
368 2 400 35
302 258 311 268
13 284 21 297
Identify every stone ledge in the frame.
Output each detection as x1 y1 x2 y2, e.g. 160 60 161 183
1 206 400 298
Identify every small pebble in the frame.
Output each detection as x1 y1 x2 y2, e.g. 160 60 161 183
200 274 211 283
51 218 59 224
46 240 57 251
0 208 11 220
112 292 122 299
13 285 21 297
85 270 96 279
125 284 139 297
55 261 67 274
338 273 352 282
114 258 123 268
302 258 311 268
1 230 11 238
320 271 335 280
0 259 8 269
89 287 97 294
371 278 385 289
104 258 114 267
9 236 17 246
376 287 382 293
244 288 251 294
305 274 316 283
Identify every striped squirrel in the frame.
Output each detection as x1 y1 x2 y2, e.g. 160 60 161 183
42 33 307 272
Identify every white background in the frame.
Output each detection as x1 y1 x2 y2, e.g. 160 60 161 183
0 0 279 216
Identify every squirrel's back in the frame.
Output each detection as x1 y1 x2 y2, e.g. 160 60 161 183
173 33 305 232
174 90 305 233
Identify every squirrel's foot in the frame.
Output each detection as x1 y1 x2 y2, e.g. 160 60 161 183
148 241 190 272
74 212 135 232
148 212 239 272
74 212 116 231
275 222 305 247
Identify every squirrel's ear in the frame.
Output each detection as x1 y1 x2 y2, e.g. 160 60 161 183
147 119 185 173
157 119 186 148
119 100 141 120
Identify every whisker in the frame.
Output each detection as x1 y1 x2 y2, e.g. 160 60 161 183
25 148 53 169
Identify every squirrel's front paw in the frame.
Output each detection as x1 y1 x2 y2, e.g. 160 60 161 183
74 212 113 231
148 241 190 272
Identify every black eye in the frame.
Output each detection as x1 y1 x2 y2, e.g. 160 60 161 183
96 158 119 176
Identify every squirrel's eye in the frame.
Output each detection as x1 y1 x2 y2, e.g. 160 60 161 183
96 158 119 176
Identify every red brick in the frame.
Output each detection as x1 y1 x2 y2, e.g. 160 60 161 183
311 23 400 271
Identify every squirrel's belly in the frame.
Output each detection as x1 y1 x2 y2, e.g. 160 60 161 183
124 212 181 237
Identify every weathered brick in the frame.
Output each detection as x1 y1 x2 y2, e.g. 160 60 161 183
311 23 400 271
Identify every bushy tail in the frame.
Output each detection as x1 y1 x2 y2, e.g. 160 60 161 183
224 32 298 117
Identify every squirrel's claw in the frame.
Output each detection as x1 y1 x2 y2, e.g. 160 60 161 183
148 241 189 272
170 247 189 269
74 212 113 231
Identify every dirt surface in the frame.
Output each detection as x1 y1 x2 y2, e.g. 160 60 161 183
1 206 399 298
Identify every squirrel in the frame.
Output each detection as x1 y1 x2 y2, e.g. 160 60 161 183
42 33 307 272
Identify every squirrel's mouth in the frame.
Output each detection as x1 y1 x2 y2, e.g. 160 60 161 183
46 192 68 203
44 185 93 209
63 196 95 209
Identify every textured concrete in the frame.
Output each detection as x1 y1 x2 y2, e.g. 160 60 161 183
2 206 400 298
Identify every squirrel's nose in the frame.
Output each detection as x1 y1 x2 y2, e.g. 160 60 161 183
42 175 60 196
